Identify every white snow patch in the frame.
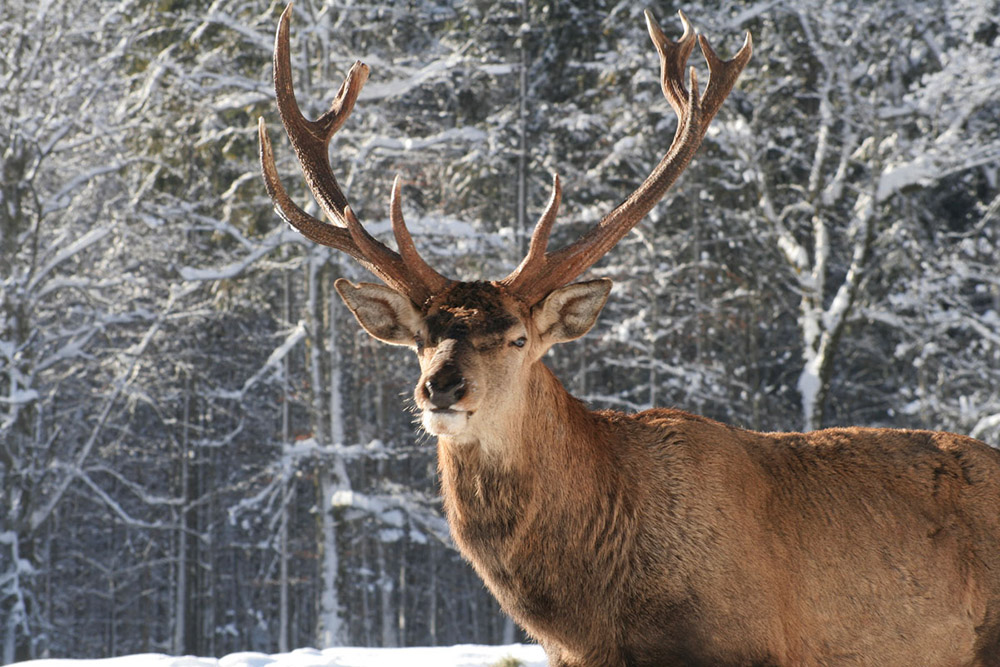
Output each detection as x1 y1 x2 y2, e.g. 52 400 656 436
0 388 39 405
13 644 547 667
972 413 1000 442
876 159 935 202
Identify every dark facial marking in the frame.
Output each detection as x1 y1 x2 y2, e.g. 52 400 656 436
424 281 520 344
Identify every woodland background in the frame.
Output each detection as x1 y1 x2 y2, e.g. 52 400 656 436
2 0 999 661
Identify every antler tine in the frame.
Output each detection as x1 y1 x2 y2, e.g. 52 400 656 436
260 2 448 305
697 30 753 133
500 174 562 294
502 11 752 306
272 3 366 223
390 176 451 294
647 10 698 120
260 117 348 250
260 118 420 295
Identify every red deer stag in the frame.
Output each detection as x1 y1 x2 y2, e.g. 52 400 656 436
258 5 1000 665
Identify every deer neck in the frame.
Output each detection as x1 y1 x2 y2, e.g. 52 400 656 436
436 362 637 646
435 362 602 548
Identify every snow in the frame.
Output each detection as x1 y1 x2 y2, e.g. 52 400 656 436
876 159 935 203
238 321 307 396
796 359 822 432
0 388 39 405
14 645 548 667
972 413 1000 441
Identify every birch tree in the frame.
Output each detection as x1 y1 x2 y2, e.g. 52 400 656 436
0 0 158 658
748 0 1000 430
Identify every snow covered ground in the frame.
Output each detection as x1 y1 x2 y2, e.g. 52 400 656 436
14 644 548 667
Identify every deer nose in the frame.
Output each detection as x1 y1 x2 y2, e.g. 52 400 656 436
424 369 467 409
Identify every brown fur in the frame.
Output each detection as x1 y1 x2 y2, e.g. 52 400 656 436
338 281 1000 667
336 279 1000 665
257 8 1000 661
438 362 1000 666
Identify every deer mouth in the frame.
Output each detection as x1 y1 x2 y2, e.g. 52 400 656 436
422 407 472 436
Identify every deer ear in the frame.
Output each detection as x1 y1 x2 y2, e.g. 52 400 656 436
334 279 423 347
532 279 612 345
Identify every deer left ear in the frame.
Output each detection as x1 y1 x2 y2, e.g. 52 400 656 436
532 279 612 345
334 279 424 346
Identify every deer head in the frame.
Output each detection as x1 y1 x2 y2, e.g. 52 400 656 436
258 4 751 443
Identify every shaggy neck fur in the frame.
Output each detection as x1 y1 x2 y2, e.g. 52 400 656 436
435 361 639 663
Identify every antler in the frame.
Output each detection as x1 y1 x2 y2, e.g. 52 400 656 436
500 11 752 305
260 7 750 308
258 3 449 305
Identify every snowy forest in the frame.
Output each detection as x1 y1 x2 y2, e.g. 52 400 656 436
2 0 999 661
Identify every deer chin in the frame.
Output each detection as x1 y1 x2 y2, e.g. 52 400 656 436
422 408 472 437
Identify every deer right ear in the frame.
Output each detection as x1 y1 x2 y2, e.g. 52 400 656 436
532 279 612 345
334 279 423 347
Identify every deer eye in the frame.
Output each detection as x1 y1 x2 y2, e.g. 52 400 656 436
510 336 527 348
413 333 425 350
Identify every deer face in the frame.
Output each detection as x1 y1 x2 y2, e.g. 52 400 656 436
335 278 611 441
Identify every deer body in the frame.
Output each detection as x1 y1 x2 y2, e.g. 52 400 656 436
437 358 1000 666
258 6 1000 664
